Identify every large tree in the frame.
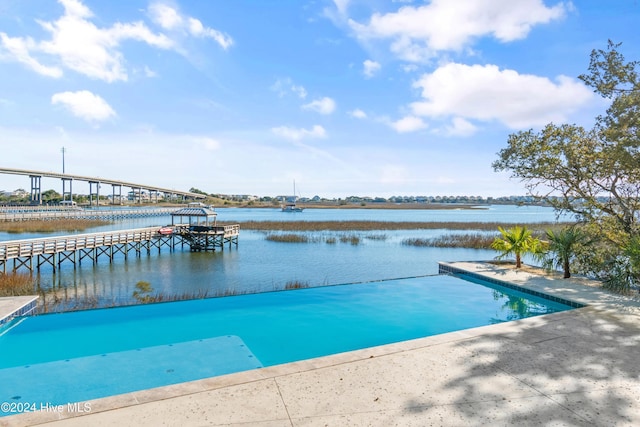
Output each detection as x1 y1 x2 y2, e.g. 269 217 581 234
493 41 640 246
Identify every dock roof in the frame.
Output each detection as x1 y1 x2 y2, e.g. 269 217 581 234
170 206 217 217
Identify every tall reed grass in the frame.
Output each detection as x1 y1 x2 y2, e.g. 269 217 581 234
403 233 497 249
339 234 361 245
265 232 365 245
0 272 35 296
284 280 310 289
266 233 311 243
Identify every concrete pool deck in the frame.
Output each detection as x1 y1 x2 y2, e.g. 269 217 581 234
3 261 640 426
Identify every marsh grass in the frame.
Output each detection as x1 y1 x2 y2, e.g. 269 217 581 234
0 219 111 233
266 233 311 243
284 280 310 289
0 272 35 296
403 233 498 249
257 221 566 249
240 220 564 232
339 234 361 245
266 232 363 245
365 234 388 241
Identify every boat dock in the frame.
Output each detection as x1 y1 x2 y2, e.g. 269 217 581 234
0 224 240 273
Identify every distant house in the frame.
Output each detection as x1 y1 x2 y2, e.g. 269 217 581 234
1 189 28 198
128 189 150 202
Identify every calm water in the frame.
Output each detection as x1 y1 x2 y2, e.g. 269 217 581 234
0 274 572 409
1 205 564 306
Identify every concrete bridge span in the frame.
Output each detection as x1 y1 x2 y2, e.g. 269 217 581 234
0 167 206 205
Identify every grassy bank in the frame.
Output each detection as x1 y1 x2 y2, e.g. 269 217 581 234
0 219 111 233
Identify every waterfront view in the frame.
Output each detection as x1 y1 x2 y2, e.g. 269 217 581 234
1 204 563 309
1 0 639 424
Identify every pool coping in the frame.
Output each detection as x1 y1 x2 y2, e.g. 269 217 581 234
0 296 38 329
3 261 640 426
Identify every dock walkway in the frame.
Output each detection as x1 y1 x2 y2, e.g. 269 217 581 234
0 224 239 273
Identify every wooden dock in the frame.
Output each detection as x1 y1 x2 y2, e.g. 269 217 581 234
0 207 178 222
0 224 240 273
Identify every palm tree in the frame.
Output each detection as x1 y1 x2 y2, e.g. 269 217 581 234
544 226 588 278
491 225 545 268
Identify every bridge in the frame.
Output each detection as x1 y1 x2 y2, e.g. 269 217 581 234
0 167 206 205
0 224 240 273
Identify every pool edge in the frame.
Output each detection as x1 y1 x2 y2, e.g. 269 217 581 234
5 260 640 426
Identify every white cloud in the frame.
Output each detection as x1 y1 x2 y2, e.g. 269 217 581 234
148 2 233 50
445 117 477 137
148 3 183 30
37 1 174 82
389 116 427 133
349 109 367 119
187 18 233 50
51 90 116 122
271 78 307 99
59 0 91 18
0 0 232 82
271 125 327 141
302 97 336 115
0 0 173 82
410 62 593 129
349 0 568 62
363 59 381 78
0 33 63 78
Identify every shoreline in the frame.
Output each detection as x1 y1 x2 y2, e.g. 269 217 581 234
222 202 490 210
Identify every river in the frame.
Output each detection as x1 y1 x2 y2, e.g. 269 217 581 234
2 204 565 308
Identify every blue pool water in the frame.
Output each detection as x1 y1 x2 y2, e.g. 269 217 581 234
0 274 573 414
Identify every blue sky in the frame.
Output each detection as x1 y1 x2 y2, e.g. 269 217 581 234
0 0 638 199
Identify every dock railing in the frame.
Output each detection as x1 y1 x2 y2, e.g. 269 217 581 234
0 224 240 273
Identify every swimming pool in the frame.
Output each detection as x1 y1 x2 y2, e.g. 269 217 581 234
0 274 573 415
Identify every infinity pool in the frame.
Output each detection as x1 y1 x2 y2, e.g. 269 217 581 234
0 274 573 415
